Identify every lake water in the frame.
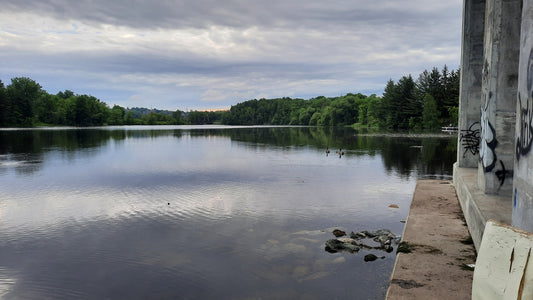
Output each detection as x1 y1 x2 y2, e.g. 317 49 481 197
0 126 457 299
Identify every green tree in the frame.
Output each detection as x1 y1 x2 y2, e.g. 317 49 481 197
34 93 57 125
57 90 75 99
447 106 459 126
108 105 126 125
173 110 185 125
366 94 383 127
73 94 108 126
422 94 441 130
380 76 417 129
416 65 460 125
5 77 43 126
309 112 322 126
124 111 136 125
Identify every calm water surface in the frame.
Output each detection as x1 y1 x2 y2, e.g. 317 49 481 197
0 126 457 299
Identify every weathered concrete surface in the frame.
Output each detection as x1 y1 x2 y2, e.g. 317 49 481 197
477 0 521 195
386 180 476 300
512 0 533 232
454 163 512 250
472 220 533 299
457 0 485 168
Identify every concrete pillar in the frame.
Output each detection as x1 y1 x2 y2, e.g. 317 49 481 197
478 0 521 195
513 0 533 231
457 0 486 168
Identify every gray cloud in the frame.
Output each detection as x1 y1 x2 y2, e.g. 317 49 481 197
3 0 460 30
0 0 462 110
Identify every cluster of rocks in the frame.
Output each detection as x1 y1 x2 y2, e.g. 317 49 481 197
325 228 401 261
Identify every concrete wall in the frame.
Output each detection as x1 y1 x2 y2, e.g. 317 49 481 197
478 0 521 195
513 0 533 232
457 0 485 168
454 0 527 244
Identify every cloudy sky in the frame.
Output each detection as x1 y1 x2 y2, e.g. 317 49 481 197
0 0 462 111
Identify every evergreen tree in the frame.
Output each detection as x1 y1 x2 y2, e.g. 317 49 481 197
380 79 400 128
422 93 441 130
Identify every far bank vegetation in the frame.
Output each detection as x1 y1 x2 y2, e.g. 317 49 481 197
0 66 458 130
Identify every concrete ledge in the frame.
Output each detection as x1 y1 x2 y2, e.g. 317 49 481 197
453 163 512 251
386 180 476 299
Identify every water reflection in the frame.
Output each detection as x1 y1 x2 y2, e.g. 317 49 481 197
0 126 456 179
0 126 458 299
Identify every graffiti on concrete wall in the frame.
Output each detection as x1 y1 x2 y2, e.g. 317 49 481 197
460 122 481 158
480 58 499 173
495 160 513 189
516 49 533 161
516 95 533 161
481 101 499 172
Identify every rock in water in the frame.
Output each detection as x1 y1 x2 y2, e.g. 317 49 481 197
350 231 366 239
325 239 344 253
364 254 378 262
332 229 346 237
337 237 357 244
325 239 360 253
342 243 360 252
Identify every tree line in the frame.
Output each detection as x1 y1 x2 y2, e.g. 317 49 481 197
222 66 459 130
0 65 458 129
0 77 224 127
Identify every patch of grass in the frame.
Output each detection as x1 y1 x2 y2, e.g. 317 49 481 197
397 241 415 254
396 242 444 255
460 236 474 245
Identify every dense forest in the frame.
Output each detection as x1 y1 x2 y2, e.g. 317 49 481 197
0 66 459 129
222 66 459 130
0 77 223 127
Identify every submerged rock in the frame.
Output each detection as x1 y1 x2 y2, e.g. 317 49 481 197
332 229 346 237
325 239 344 253
326 228 399 255
343 243 359 252
350 231 366 239
364 254 385 262
374 234 392 246
370 229 396 249
364 254 378 262
372 229 396 239
337 237 357 244
325 239 360 253
359 230 376 238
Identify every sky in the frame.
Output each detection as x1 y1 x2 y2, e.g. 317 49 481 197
0 0 463 111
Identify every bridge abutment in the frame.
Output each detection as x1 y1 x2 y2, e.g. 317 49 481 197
454 0 526 249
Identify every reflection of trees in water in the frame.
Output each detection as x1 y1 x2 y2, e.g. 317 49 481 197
0 129 185 155
380 137 423 178
0 127 457 178
379 135 457 179
189 127 457 179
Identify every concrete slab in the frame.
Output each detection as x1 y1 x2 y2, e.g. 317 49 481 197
453 164 512 250
386 180 477 300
